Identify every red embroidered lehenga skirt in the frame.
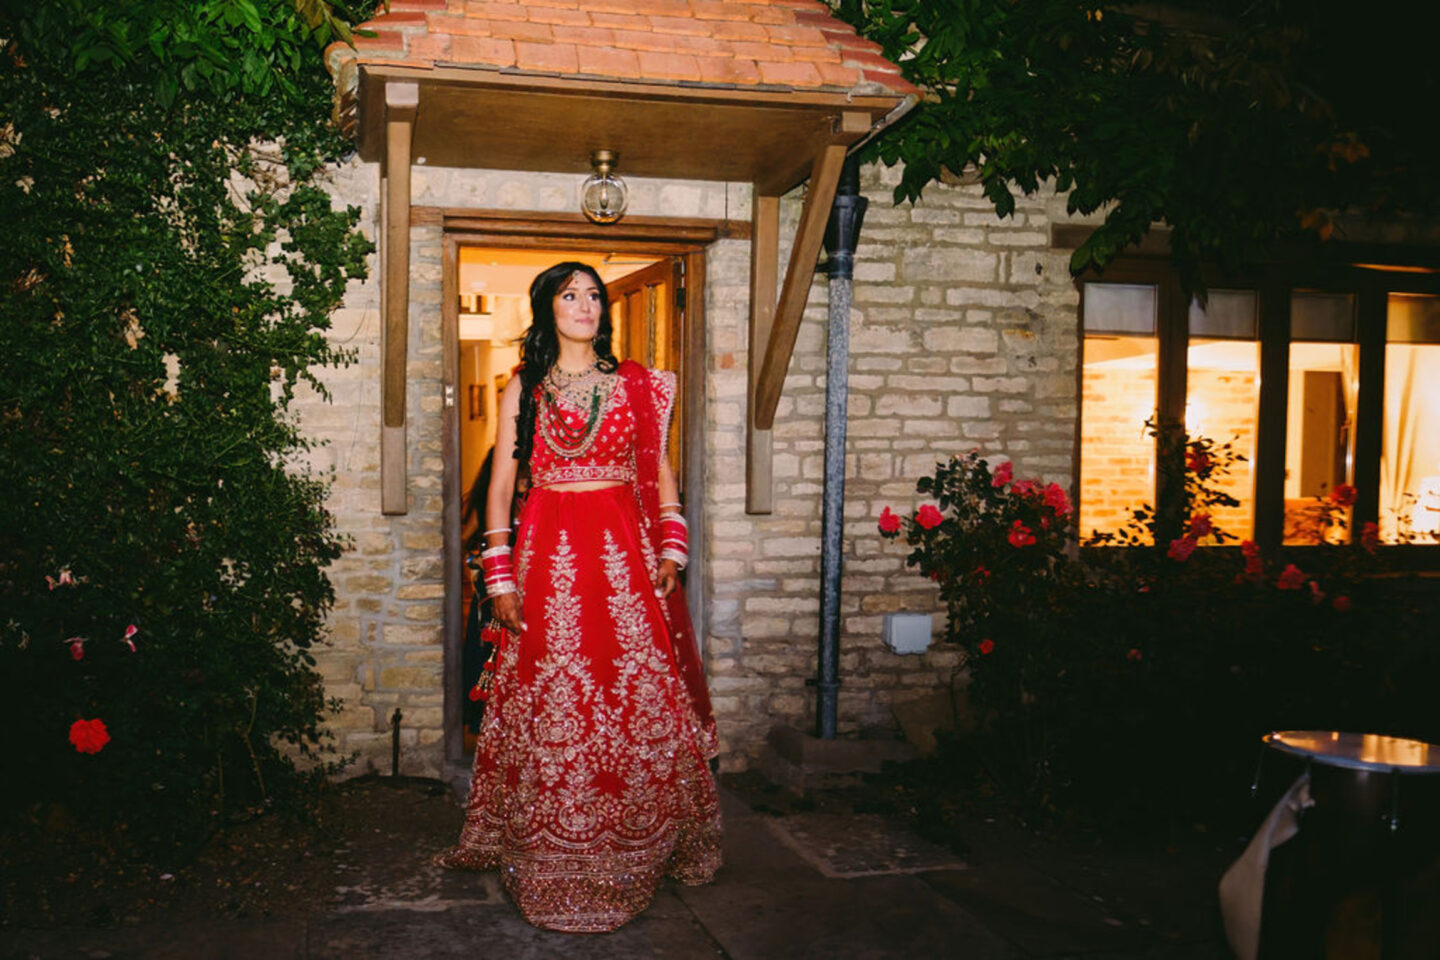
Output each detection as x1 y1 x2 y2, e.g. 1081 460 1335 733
441 485 722 932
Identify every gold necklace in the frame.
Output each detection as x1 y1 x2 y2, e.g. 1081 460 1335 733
539 367 614 458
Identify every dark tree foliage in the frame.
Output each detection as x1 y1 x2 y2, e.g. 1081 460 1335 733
835 0 1440 291
0 0 377 852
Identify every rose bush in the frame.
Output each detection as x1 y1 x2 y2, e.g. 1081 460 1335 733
882 439 1440 827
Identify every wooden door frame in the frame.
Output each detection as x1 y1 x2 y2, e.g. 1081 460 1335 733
440 214 716 774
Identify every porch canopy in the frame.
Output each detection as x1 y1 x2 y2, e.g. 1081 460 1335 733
327 0 918 514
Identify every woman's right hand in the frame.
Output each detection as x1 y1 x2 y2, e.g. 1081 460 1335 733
492 591 525 635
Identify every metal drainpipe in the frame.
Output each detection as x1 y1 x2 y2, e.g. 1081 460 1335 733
815 157 867 740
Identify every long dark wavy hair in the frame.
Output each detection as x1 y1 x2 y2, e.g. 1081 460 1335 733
514 261 618 465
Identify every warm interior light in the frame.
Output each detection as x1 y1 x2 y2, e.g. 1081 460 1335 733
580 149 629 225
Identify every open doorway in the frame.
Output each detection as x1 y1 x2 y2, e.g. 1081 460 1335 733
445 241 703 760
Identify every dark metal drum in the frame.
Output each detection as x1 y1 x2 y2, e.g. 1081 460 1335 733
1258 730 1440 959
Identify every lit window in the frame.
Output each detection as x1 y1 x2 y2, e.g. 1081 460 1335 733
1284 293 1358 544
1080 283 1158 542
1187 291 1259 539
1381 294 1440 544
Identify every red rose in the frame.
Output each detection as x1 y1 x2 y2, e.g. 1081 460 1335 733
69 718 110 755
1043 482 1072 517
1186 448 1212 474
1188 512 1213 538
916 504 944 530
991 461 1013 487
878 506 902 535
1308 580 1326 604
1329 484 1357 507
1244 556 1264 578
1240 539 1260 559
1126 648 1143 662
67 638 85 661
1332 595 1352 612
1276 564 1306 590
1007 521 1036 548
1012 479 1038 497
971 565 991 585
1166 536 1197 562
978 638 995 655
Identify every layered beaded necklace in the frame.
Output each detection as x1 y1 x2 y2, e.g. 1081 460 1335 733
538 361 615 458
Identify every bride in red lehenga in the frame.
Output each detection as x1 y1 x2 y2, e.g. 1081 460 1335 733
436 261 721 932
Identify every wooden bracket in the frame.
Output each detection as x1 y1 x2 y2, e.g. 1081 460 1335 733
752 142 847 432
381 81 418 516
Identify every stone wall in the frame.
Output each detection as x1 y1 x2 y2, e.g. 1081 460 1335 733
295 158 1088 776
703 165 1084 766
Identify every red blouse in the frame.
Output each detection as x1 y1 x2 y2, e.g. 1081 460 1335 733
529 367 675 489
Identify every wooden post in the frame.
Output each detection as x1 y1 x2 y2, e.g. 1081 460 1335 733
747 192 780 514
381 81 418 515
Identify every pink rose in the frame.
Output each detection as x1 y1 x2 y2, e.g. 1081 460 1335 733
1007 521 1036 548
1166 536 1197 562
1277 564 1306 590
916 504 944 530
69 718 110 755
878 506 902 535
991 461 1013 487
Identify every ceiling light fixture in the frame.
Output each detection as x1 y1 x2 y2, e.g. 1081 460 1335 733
580 149 628 225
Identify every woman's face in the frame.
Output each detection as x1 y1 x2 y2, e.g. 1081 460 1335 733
552 271 603 346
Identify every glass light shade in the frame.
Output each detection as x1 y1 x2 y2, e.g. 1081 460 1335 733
581 171 628 224
580 150 628 224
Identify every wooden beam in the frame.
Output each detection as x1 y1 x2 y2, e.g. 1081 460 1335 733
753 143 847 431
747 192 780 514
381 81 418 516
433 209 750 241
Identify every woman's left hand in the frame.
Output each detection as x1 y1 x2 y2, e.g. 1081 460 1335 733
655 559 681 599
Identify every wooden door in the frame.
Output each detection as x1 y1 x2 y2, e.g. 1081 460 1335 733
607 258 687 489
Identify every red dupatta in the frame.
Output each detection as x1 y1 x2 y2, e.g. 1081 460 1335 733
617 360 717 748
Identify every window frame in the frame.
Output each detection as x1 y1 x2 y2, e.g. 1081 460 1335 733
1076 255 1440 565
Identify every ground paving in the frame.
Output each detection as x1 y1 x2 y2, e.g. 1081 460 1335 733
1 783 1234 959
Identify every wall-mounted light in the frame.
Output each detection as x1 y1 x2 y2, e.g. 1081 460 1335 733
580 149 628 225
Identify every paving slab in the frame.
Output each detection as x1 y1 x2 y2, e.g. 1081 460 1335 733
309 887 723 960
678 872 1018 960
0 919 308 960
919 863 1148 958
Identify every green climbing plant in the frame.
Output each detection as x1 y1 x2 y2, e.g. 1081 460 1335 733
0 0 379 852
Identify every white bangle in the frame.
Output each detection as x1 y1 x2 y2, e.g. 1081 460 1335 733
483 527 510 536
480 545 512 559
660 548 688 571
486 579 518 598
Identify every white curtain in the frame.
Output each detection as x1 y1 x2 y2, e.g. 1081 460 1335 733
1380 345 1440 541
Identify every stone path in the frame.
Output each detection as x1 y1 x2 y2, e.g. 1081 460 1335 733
1 787 1234 959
